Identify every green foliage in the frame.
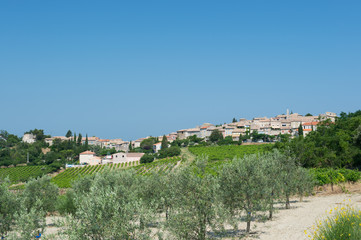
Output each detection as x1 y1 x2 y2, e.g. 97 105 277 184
298 123 304 136
84 134 89 150
166 157 223 240
56 190 77 215
77 133 82 146
0 130 20 149
140 137 157 152
8 205 46 240
308 204 361 240
22 175 59 213
140 154 155 164
217 136 235 145
0 179 18 237
209 129 223 142
25 128 49 141
60 170 153 239
98 147 116 156
161 135 168 150
309 168 361 186
220 154 269 233
275 110 361 168
189 144 271 160
0 165 50 184
158 146 181 158
65 130 72 138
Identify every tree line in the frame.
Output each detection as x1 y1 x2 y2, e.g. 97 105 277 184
275 110 361 169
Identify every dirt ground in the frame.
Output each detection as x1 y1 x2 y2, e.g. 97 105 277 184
240 183 361 240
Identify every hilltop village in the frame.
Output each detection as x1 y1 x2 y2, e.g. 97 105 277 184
19 110 337 166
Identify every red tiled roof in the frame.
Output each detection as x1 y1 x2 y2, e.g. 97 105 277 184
303 122 319 126
80 151 95 155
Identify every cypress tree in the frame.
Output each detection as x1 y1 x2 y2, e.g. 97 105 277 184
85 134 89 150
73 132 77 142
298 123 303 137
161 135 169 150
77 133 82 145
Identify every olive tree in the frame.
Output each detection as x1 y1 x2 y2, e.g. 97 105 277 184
22 175 59 213
295 167 315 202
0 179 18 238
165 157 223 240
8 203 46 240
277 151 299 209
219 154 268 233
259 150 283 220
61 170 154 239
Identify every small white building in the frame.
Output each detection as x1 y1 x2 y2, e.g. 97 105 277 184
79 151 101 165
111 152 144 164
22 133 36 144
153 142 162 153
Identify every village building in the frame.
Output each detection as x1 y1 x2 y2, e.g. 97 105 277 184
79 151 101 165
302 122 319 137
153 142 162 153
22 133 36 144
109 152 145 164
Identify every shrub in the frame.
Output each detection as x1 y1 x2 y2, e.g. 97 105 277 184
158 146 181 158
140 154 155 164
307 202 361 240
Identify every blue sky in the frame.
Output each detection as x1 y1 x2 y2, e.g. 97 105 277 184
1 1 360 140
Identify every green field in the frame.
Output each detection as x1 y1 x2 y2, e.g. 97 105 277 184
189 144 271 160
0 165 50 184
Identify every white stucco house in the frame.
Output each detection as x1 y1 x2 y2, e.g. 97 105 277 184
22 133 36 144
79 151 101 165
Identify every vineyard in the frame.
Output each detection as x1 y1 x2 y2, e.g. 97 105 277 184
133 156 182 175
189 144 271 160
0 165 50 184
51 161 140 188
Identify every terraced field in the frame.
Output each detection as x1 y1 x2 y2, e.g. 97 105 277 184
0 165 50 184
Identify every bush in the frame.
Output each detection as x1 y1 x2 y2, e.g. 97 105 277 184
158 146 181 158
310 168 361 186
140 154 155 164
339 169 361 182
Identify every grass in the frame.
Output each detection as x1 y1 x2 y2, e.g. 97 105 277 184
307 200 361 240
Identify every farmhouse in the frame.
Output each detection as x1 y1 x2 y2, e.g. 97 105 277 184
79 151 101 165
109 152 144 164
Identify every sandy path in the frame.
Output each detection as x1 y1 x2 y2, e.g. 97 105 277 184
242 193 361 240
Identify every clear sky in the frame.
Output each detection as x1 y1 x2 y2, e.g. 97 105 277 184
1 1 360 140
